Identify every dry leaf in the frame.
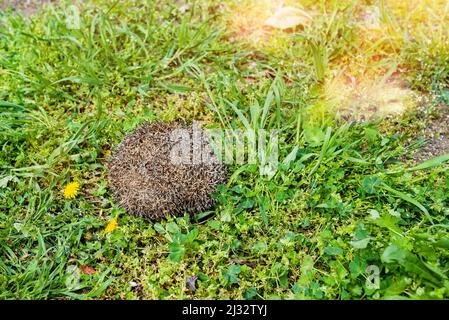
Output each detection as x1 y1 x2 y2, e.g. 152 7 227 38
186 275 199 294
104 217 118 234
264 6 312 30
80 265 96 275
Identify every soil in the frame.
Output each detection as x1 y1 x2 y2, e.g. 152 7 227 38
0 0 58 16
411 101 449 163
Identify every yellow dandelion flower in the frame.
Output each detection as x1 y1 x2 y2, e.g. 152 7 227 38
63 182 80 199
104 218 118 234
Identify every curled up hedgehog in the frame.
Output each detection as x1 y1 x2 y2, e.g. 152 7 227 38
107 122 228 220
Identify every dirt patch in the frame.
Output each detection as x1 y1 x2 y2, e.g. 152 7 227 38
412 101 449 163
0 0 59 16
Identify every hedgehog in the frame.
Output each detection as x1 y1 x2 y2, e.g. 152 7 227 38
107 121 228 220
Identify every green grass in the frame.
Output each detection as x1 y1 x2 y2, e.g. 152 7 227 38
1 0 449 299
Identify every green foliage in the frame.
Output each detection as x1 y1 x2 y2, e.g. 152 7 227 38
0 0 448 300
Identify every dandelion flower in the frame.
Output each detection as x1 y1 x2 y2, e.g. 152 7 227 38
64 182 80 199
104 217 118 234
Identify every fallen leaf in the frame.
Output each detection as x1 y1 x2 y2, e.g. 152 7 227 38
104 217 118 234
264 6 313 30
185 275 199 294
79 265 96 275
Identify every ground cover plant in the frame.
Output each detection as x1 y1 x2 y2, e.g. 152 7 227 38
0 0 448 299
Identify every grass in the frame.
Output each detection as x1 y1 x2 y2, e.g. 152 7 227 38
0 0 448 299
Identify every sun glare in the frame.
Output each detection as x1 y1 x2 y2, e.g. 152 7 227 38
324 72 415 121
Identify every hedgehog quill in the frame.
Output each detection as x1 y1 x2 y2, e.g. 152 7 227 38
107 122 228 220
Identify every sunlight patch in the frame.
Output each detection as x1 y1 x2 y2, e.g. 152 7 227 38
324 74 416 121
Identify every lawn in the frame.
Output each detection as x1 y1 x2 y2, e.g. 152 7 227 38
0 0 448 299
